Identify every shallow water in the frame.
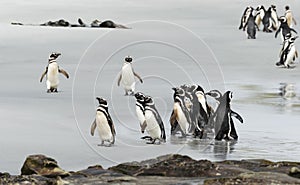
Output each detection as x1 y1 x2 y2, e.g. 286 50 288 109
1 0 300 175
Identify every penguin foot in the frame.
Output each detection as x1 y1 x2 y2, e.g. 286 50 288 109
141 136 153 140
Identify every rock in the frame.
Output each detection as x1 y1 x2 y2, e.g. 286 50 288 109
289 167 300 178
204 172 300 185
110 154 236 177
21 154 69 178
0 175 57 185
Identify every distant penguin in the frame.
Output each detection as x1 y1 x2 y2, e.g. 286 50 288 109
276 35 298 68
134 92 147 133
206 90 243 141
285 6 297 28
270 5 279 31
275 16 297 42
262 7 276 33
40 52 69 93
170 87 191 137
239 6 254 31
255 5 266 30
143 95 166 144
90 97 116 146
245 12 258 39
117 56 143 96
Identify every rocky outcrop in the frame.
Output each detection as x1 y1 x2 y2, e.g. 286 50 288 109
20 154 69 177
1 154 300 185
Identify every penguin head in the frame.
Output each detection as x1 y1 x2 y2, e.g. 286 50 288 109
256 5 265 11
172 87 185 96
279 16 287 23
225 91 233 103
49 52 61 60
271 5 276 11
96 97 108 106
180 84 189 91
206 89 222 102
125 56 133 63
144 95 153 104
134 92 145 101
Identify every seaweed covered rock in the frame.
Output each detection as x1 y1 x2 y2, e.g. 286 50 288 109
20 154 69 177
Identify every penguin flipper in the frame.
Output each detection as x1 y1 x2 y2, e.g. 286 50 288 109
291 28 297 34
90 119 97 136
133 71 143 83
107 113 116 136
231 110 243 123
117 74 122 86
39 67 48 82
59 68 69 79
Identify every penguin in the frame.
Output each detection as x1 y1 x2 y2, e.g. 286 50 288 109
117 56 143 96
40 52 69 93
239 6 254 31
262 7 276 33
285 6 297 28
143 95 166 144
270 5 279 31
245 12 258 39
276 35 298 68
134 92 147 133
255 5 266 30
186 84 213 138
275 16 298 42
170 87 191 137
90 97 116 146
206 90 243 141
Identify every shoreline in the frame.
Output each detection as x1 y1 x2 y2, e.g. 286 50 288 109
1 154 300 184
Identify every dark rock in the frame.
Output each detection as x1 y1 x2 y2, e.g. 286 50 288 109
20 154 69 178
109 154 244 178
204 172 300 185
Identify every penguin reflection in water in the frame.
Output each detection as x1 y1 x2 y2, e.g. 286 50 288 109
134 93 166 144
40 52 69 93
90 97 116 146
117 56 143 96
206 90 243 140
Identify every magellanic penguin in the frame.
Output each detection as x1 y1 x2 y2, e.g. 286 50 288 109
134 92 147 133
275 16 298 42
40 52 69 93
91 97 116 146
270 5 279 31
117 56 143 96
206 90 243 141
285 6 297 28
245 12 258 39
170 87 191 137
276 35 298 68
255 5 266 30
143 95 166 144
262 7 276 33
239 6 254 31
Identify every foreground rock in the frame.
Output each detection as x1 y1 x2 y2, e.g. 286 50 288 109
21 154 69 177
1 154 300 185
